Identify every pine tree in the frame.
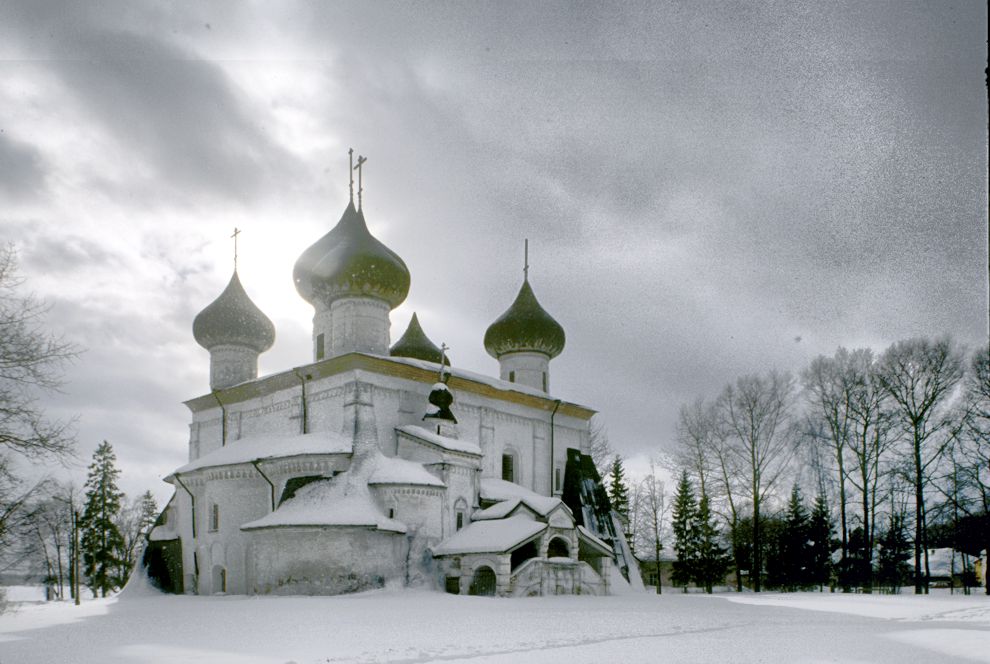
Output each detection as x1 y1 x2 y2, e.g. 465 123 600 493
780 485 810 590
671 470 699 590
693 493 731 593
876 512 912 594
807 492 835 590
80 441 126 597
608 455 630 522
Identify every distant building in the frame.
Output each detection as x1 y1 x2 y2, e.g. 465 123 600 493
146 165 634 597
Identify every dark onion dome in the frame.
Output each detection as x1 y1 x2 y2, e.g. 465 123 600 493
293 200 410 310
483 279 565 359
193 271 275 352
390 313 450 365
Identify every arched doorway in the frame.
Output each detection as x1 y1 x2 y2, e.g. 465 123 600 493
511 540 539 570
547 537 570 559
469 566 497 596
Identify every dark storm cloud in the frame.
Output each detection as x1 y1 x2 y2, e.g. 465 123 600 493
0 130 47 199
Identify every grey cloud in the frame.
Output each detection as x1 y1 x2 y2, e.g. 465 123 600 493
0 131 47 199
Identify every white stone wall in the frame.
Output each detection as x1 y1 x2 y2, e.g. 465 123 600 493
247 526 406 594
329 297 391 357
497 351 551 392
209 344 259 390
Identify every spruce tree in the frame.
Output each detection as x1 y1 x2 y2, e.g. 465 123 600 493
807 492 835 590
671 470 699 591
80 441 126 597
781 485 810 590
693 493 731 593
876 512 912 594
608 455 630 522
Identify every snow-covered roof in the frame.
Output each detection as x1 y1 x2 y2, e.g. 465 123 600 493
172 431 352 475
396 425 482 456
241 477 406 533
432 515 546 555
385 355 552 399
577 525 613 555
367 455 445 487
472 495 567 521
479 478 560 514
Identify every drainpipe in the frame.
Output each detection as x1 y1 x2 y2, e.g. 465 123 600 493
549 399 562 494
174 473 196 540
212 391 227 447
293 369 309 434
251 460 276 511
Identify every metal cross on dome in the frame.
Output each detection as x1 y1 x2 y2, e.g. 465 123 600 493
354 154 368 210
231 227 241 271
439 343 449 381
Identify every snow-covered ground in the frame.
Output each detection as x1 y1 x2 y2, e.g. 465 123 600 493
2 584 987 663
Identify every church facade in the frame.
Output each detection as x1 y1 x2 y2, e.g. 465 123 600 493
146 168 628 597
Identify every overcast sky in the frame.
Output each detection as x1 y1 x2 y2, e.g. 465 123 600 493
1 1 986 504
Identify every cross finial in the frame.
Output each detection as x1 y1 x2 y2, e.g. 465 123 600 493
348 148 355 203
439 343 449 381
231 227 241 271
523 238 529 281
354 155 368 210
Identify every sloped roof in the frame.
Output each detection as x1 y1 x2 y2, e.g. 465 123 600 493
472 495 570 521
479 478 560 514
432 515 546 555
171 430 352 476
367 454 445 487
241 477 405 533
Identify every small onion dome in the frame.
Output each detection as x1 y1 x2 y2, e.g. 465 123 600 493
193 271 275 352
390 313 450 365
484 279 565 359
423 382 457 423
293 200 410 310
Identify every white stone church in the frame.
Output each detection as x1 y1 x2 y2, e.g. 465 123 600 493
146 165 635 597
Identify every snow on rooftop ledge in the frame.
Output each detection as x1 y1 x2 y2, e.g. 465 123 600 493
172 430 352 475
368 454 445 487
396 425 482 456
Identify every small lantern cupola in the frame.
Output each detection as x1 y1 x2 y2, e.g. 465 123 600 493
193 233 275 390
390 313 450 366
483 241 565 393
293 150 410 361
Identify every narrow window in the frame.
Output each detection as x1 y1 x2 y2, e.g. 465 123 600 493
542 372 547 392
209 504 220 532
456 512 464 531
502 454 515 483
388 508 395 519
220 568 227 593
316 333 325 360
508 370 515 383
554 467 562 492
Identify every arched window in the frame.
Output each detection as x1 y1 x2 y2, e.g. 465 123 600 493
501 452 517 483
209 503 220 532
454 498 468 531
547 537 570 559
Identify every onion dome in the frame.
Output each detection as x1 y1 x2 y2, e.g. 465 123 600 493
390 313 450 365
423 381 457 423
193 271 275 352
484 279 565 359
293 201 410 310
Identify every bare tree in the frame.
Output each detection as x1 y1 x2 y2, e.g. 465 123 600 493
676 398 716 498
877 337 964 594
0 244 78 566
719 370 796 592
588 415 614 479
637 459 669 594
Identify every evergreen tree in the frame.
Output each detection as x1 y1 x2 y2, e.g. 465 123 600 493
80 441 125 597
876 512 912 594
693 493 731 593
780 485 810 590
671 470 699 590
837 527 870 591
607 455 630 522
807 492 835 590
